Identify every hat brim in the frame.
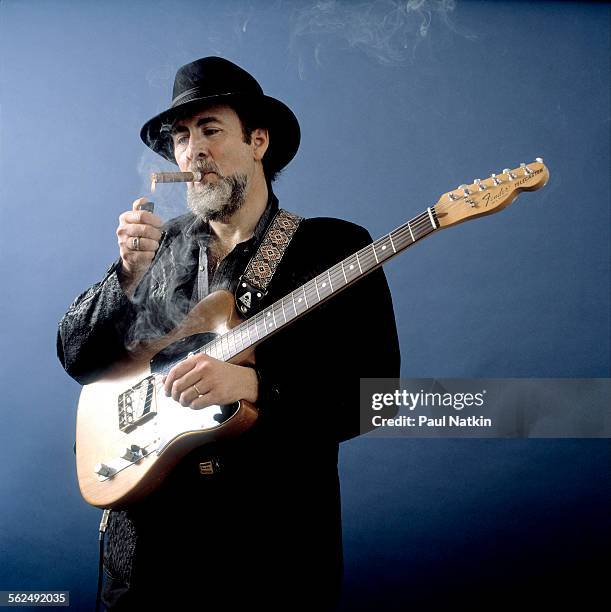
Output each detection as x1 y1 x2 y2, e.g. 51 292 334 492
140 93 300 173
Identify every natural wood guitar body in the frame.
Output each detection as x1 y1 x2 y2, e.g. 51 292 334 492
76 290 257 509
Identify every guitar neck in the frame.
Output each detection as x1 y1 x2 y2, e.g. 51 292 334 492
201 206 440 362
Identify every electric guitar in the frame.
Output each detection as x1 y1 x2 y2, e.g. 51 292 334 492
75 159 549 508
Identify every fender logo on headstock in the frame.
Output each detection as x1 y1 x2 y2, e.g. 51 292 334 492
481 185 510 208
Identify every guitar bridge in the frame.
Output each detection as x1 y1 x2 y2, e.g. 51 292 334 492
118 376 157 432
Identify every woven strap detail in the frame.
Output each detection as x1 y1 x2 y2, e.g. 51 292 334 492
243 209 302 292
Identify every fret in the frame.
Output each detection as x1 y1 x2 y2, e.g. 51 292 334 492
276 301 285 324
372 243 379 264
272 306 277 327
228 331 238 355
236 329 245 353
259 312 269 337
255 313 267 338
222 335 230 359
302 285 309 308
227 330 237 355
291 291 298 317
388 233 396 253
217 341 224 360
252 316 260 341
410 218 423 241
281 299 287 322
306 280 318 304
314 277 321 302
263 310 272 331
341 261 347 284
355 252 363 274
327 269 334 292
407 221 415 242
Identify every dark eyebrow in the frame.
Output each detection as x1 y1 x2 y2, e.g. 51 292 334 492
170 116 221 136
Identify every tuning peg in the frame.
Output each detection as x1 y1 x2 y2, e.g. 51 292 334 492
491 173 501 185
520 162 533 175
448 192 459 201
458 184 471 195
536 157 543 163
503 168 517 180
474 178 486 190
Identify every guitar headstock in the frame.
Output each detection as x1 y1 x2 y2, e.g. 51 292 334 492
434 159 549 228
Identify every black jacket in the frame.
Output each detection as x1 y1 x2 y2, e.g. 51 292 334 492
57 195 400 609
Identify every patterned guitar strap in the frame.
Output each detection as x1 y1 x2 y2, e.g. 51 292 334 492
235 208 303 316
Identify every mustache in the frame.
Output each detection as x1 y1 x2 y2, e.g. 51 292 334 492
190 159 223 178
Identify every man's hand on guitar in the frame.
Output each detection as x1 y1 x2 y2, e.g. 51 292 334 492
163 353 259 408
116 197 164 297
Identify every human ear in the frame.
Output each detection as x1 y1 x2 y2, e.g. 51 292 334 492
252 128 269 161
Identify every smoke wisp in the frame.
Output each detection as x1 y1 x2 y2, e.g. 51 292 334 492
290 0 464 76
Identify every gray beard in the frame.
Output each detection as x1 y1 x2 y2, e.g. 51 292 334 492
186 173 248 222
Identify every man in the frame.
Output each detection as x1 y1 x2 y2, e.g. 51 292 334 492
58 57 400 610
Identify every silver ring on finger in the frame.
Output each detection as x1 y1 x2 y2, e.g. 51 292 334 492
132 236 140 251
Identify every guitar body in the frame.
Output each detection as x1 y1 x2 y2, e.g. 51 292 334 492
75 290 258 509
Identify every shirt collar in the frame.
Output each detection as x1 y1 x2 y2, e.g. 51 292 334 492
185 190 279 247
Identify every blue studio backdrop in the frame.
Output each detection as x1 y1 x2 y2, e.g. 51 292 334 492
0 1 609 610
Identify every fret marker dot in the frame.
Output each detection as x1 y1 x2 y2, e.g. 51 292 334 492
298 298 302 302
322 282 326 287
349 265 354 270
382 245 386 250
267 312 271 317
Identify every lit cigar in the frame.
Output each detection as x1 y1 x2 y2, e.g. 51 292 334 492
150 171 203 192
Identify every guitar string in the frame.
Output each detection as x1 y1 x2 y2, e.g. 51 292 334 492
141 212 435 405
194 166 541 363
206 167 536 363
140 168 541 404
158 208 452 372
145 202 482 397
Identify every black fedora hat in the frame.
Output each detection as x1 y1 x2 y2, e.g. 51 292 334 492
140 56 300 173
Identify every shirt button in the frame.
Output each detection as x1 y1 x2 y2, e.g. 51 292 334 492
199 265 205 271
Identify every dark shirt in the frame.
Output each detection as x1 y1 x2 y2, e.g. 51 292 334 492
57 189 400 610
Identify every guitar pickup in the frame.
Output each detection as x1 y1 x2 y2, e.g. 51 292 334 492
118 376 157 432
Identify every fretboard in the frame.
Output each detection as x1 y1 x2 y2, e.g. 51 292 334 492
200 207 439 362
